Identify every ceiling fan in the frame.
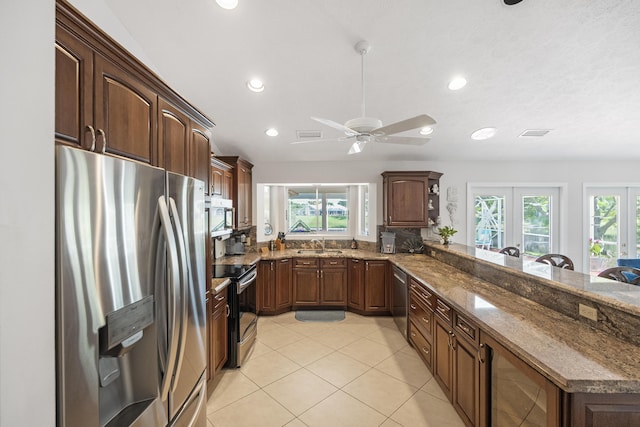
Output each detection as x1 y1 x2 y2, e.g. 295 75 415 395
292 40 436 155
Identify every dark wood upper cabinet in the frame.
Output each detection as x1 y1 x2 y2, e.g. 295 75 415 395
158 98 189 175
217 156 253 229
93 54 157 164
55 25 93 149
189 123 212 195
55 0 214 167
382 171 443 227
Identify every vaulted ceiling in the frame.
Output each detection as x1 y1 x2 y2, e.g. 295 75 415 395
105 0 640 163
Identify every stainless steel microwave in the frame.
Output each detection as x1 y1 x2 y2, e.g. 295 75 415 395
210 198 234 236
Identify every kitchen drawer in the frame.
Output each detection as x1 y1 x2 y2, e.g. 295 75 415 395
294 258 319 268
212 287 227 310
321 258 347 268
434 298 452 325
454 311 479 346
409 291 433 338
409 320 432 370
409 278 434 311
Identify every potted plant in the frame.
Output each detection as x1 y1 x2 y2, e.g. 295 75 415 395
437 226 457 245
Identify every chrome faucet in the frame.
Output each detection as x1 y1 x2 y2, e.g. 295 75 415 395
311 237 325 252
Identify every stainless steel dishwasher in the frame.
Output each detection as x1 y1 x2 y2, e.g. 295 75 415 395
392 265 408 339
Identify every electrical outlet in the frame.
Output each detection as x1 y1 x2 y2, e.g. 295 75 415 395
430 250 435 257
578 304 598 321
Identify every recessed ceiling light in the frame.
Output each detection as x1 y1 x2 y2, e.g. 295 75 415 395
471 127 497 140
448 76 467 91
247 78 264 92
216 0 238 10
419 127 434 136
265 128 278 137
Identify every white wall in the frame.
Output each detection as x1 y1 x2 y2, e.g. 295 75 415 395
254 159 640 272
0 1 55 425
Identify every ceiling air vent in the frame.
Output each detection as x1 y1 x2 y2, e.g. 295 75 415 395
519 129 551 137
296 130 323 139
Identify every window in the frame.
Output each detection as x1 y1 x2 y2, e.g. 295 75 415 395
287 186 348 234
585 186 640 275
469 185 562 259
256 183 375 241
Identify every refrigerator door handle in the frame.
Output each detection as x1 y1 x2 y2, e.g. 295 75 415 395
168 197 190 392
157 196 182 401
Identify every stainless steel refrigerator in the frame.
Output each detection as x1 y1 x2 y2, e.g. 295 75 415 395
56 145 207 427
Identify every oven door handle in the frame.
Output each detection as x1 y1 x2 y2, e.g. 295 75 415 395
237 269 257 294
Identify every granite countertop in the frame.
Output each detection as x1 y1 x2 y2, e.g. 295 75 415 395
438 243 640 316
212 249 640 393
393 253 640 394
209 277 231 294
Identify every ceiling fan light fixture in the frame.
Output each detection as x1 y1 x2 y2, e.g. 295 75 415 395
348 141 366 155
216 0 238 10
265 128 278 137
247 78 264 92
420 127 434 136
448 76 467 91
471 127 497 140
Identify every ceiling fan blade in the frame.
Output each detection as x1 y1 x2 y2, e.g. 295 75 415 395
374 135 430 145
347 140 367 155
311 116 359 137
290 137 342 145
371 114 437 136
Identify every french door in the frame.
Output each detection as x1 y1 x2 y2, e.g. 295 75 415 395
585 186 640 275
469 186 561 259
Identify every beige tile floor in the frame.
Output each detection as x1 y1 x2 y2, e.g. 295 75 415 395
206 311 465 427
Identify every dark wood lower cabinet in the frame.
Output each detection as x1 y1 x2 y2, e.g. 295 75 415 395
453 333 480 427
433 315 454 401
347 259 365 311
258 259 292 314
208 287 228 391
570 393 640 426
364 260 389 312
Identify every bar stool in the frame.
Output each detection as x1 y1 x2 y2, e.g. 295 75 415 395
598 266 640 285
535 254 574 270
499 247 520 258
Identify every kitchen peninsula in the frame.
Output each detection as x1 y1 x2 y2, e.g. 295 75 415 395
212 245 640 426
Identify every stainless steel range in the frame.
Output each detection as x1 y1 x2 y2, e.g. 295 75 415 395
213 264 258 367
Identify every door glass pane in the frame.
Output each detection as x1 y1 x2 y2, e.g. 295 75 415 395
589 195 619 275
475 195 505 250
522 196 550 258
636 196 640 255
491 350 547 426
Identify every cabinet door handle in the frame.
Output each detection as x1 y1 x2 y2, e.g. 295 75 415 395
320 270 323 279
421 316 429 324
271 262 274 271
85 125 96 151
410 304 417 310
478 343 485 364
388 215 392 223
96 128 107 154
366 262 369 271
214 294 225 301
317 270 319 278
226 304 230 318
411 331 416 338
422 347 430 355
329 261 338 265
